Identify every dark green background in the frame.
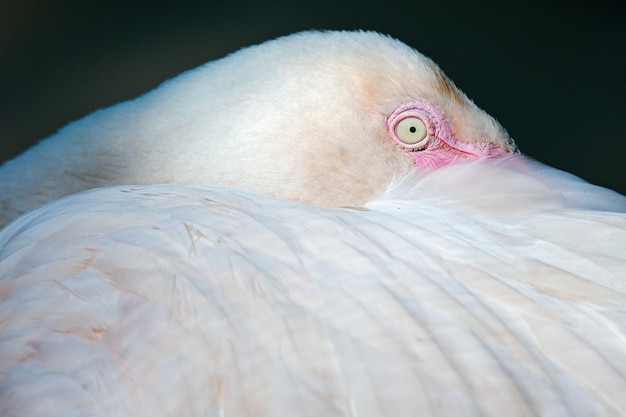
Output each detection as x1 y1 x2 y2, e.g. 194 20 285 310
1 0 624 194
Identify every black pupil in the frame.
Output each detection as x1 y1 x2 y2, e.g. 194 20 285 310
409 126 417 133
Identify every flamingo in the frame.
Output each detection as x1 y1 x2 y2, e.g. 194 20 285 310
0 31 625 417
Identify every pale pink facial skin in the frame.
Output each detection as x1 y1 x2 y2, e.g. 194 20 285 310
387 101 509 169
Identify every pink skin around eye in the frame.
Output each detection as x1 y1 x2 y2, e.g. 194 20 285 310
387 101 508 169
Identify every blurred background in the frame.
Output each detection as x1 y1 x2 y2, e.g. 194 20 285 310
1 0 624 194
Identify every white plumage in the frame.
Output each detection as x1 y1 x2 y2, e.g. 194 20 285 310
0 31 625 417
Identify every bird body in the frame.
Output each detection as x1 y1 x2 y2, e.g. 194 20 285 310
1 155 625 417
0 31 625 417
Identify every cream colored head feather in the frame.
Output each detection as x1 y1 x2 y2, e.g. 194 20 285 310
0 30 515 227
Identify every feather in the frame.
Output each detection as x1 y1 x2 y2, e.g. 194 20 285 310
0 31 625 417
1 155 625 417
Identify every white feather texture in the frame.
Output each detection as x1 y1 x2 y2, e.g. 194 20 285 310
1 155 625 417
0 31 625 417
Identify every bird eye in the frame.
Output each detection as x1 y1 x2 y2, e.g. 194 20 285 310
395 117 428 148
